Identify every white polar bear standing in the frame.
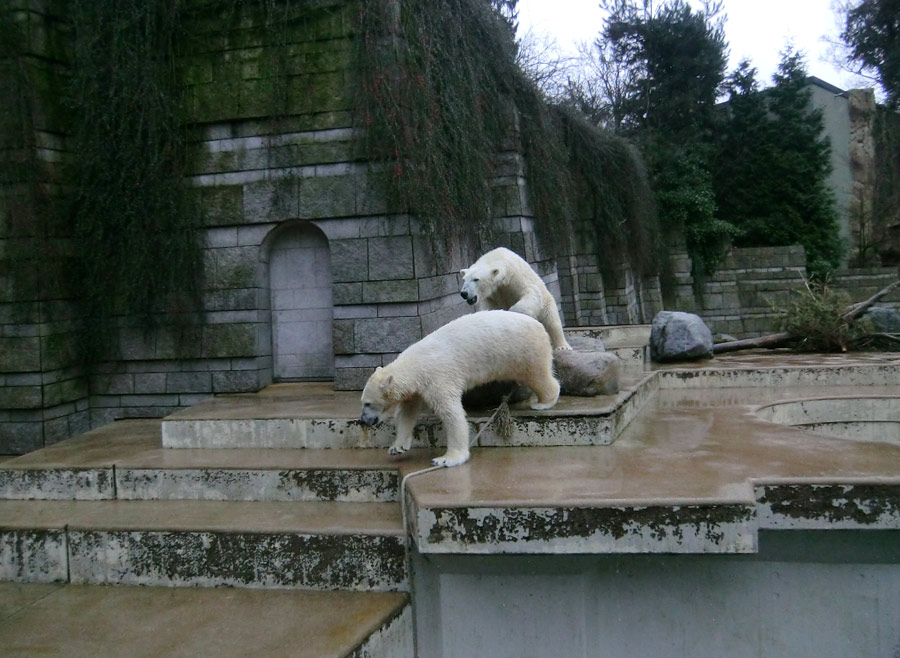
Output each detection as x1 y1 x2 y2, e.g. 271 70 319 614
460 247 572 351
359 310 560 468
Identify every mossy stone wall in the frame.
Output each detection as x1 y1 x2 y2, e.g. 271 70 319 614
0 0 88 453
0 0 659 453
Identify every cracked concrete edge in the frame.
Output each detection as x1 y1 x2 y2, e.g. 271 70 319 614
411 503 758 555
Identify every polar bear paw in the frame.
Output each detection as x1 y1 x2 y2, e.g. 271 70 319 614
432 450 471 468
388 438 412 456
555 345 573 351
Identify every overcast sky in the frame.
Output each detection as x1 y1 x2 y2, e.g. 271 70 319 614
516 0 869 91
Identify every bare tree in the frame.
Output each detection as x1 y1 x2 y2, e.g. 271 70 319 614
562 38 634 131
516 27 579 100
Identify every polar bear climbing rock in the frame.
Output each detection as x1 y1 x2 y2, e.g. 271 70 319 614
358 310 560 468
460 247 572 350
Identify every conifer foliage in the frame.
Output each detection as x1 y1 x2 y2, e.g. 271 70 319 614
713 50 843 278
599 0 736 277
840 0 900 108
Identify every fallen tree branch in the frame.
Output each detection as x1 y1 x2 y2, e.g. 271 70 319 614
713 279 900 355
842 279 900 322
863 332 900 346
712 331 794 354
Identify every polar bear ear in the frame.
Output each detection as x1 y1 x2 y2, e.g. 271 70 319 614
460 268 468 277
378 373 394 392
490 267 501 279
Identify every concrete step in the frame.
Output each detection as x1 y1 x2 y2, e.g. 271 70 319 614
0 498 406 591
567 324 651 371
0 582 413 658
161 378 657 449
568 324 651 346
0 420 400 502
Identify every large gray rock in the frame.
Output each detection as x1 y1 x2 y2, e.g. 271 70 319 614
649 311 714 362
865 306 900 333
553 348 621 397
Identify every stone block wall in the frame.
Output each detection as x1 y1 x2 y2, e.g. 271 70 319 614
0 1 89 453
670 245 900 337
0 0 699 453
557 229 662 328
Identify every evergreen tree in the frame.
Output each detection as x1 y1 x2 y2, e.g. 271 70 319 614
713 49 843 278
600 0 734 275
712 60 772 229
839 0 900 108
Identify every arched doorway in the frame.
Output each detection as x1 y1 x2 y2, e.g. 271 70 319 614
268 222 334 381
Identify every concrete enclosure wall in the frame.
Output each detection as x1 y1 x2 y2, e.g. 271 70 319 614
411 532 900 658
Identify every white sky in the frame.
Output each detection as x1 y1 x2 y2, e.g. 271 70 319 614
516 0 869 91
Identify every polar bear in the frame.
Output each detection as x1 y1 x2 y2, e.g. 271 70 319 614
460 247 572 351
359 310 560 468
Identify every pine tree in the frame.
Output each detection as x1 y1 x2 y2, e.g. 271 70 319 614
713 49 843 278
713 60 771 228
600 0 734 275
840 0 900 108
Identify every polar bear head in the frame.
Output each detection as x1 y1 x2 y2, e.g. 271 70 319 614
459 263 501 306
359 366 397 426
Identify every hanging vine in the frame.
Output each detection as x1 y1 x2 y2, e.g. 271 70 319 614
0 7 57 303
356 0 659 274
66 0 202 349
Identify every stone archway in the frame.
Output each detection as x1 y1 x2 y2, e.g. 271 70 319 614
268 222 334 381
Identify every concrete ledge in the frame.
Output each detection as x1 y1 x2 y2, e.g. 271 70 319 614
0 529 68 582
412 503 757 554
0 583 413 658
0 499 407 591
0 467 115 500
161 377 657 449
756 480 900 530
67 530 406 591
117 467 398 502
658 360 900 389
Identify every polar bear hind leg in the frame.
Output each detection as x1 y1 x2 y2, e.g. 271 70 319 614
428 395 471 468
523 367 560 410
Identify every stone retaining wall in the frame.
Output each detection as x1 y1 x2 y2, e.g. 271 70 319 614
671 245 900 337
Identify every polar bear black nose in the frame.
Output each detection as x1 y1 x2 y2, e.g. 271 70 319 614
460 290 468 299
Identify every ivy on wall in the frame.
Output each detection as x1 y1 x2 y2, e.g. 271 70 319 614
357 0 659 275
67 0 201 345
4 0 661 367
0 7 57 303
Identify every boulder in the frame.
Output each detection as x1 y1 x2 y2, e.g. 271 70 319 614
649 311 714 362
553 348 621 396
865 306 900 333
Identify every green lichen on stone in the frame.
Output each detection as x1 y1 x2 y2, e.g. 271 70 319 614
202 323 256 357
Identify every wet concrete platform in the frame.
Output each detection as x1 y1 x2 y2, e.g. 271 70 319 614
0 582 411 657
4 351 898 559
399 351 900 553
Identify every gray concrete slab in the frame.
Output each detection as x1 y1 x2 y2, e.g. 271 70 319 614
0 582 412 658
404 378 900 553
0 500 406 591
0 499 402 534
